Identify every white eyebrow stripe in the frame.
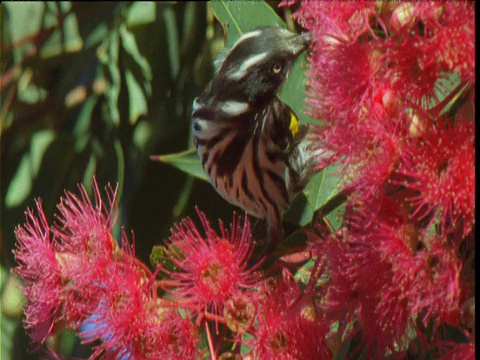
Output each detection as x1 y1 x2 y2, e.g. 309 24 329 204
192 98 200 113
226 52 269 80
218 100 250 116
234 30 263 45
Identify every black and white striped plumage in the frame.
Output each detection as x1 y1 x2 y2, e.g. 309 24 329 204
192 27 316 254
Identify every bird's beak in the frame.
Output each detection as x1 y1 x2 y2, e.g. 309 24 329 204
290 32 313 55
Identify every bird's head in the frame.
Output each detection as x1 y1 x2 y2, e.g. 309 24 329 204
212 27 312 107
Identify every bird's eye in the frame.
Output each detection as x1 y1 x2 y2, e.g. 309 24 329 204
272 62 283 74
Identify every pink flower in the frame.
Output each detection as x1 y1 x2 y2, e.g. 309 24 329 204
294 2 475 195
293 2 382 126
438 342 475 360
285 2 474 357
296 2 474 122
317 230 414 358
53 180 118 257
151 310 201 360
52 181 120 328
405 3 476 85
13 180 124 344
160 209 263 317
12 179 200 359
412 243 465 327
13 200 64 344
312 210 468 358
396 119 475 238
80 248 201 360
247 272 331 359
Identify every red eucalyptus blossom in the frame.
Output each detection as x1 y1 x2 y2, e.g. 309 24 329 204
13 200 64 344
247 271 331 360
13 180 201 359
396 118 475 238
312 215 467 359
159 209 263 318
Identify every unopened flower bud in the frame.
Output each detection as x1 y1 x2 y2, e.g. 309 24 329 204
390 3 415 32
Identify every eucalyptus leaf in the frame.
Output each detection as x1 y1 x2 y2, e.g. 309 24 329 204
5 155 34 208
163 7 180 80
1 305 19 360
3 2 45 61
121 27 152 92
152 149 209 182
284 193 314 226
294 257 315 286
126 2 156 27
325 202 346 231
125 68 148 125
100 29 121 126
5 130 56 208
304 165 342 212
40 3 83 58
210 1 285 47
284 165 342 227
113 138 125 188
278 54 318 126
17 82 48 104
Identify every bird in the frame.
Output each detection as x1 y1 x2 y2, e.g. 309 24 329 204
192 26 319 256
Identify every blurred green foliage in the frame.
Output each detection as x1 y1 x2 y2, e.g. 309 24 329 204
1 2 342 358
1 2 216 358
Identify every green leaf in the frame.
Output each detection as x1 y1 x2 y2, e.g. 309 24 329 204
121 27 152 93
1 274 24 318
278 53 318 126
113 137 125 190
5 130 56 208
17 75 48 104
152 149 209 182
73 94 96 136
325 202 346 231
150 245 169 267
304 165 342 212
133 119 153 152
3 2 44 42
294 257 315 286
210 0 285 47
125 68 148 125
58 330 77 359
437 74 470 117
431 72 462 111
5 153 33 208
162 6 180 79
173 176 195 218
126 2 156 27
99 29 121 126
3 2 45 61
150 245 181 278
40 3 83 58
82 153 98 187
284 193 314 226
1 305 20 360
284 165 342 227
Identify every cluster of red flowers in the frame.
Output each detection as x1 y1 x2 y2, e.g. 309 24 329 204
295 2 474 236
14 182 201 359
291 1 475 359
14 180 331 358
13 2 474 359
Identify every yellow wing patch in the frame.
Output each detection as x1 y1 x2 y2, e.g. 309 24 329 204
289 112 299 138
